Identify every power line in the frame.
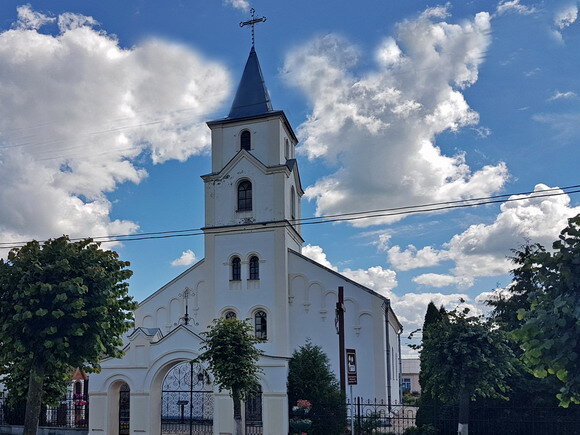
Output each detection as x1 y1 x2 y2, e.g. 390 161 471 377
2 183 575 246
1 184 579 250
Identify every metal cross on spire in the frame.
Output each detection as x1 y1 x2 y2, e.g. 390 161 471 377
239 8 267 47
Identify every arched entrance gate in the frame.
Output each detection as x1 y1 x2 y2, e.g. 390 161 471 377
161 361 213 434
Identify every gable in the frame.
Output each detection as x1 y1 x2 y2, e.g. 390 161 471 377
201 149 291 183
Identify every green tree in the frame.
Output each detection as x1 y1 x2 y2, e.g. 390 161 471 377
195 317 263 435
511 215 580 407
0 236 136 435
419 308 516 435
287 341 346 434
415 302 446 428
484 244 566 410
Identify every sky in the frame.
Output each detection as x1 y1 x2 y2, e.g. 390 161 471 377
0 0 579 353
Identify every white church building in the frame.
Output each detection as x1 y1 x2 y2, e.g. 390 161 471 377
88 46 403 435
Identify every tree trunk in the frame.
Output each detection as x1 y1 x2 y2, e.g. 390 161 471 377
457 387 470 435
23 359 46 435
233 388 244 435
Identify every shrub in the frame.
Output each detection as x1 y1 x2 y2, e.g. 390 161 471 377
287 341 346 434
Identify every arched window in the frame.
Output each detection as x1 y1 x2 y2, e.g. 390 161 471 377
231 257 241 281
290 186 296 221
254 310 267 340
249 256 259 280
224 310 237 319
240 130 251 151
237 180 252 211
285 138 289 159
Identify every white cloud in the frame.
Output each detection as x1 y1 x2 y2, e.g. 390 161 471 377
524 67 541 77
420 3 451 20
302 244 338 271
171 250 197 267
57 12 99 32
554 4 578 29
533 113 580 141
283 10 508 227
0 7 230 250
342 266 398 296
387 245 447 271
475 285 513 305
548 90 577 101
14 4 55 30
373 233 392 251
552 4 578 41
392 292 478 331
301 244 485 336
473 126 492 138
395 185 580 288
224 0 250 11
496 0 537 16
412 273 473 289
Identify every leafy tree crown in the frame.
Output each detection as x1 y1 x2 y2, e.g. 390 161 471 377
0 236 136 402
195 317 263 400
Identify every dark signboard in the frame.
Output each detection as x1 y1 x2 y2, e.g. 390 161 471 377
346 349 357 385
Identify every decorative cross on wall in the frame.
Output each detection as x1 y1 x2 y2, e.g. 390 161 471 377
240 8 267 47
179 287 196 326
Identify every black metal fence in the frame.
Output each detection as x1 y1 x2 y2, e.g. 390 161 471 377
346 397 580 435
0 395 89 429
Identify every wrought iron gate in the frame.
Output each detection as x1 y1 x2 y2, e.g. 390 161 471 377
119 383 130 435
161 361 213 434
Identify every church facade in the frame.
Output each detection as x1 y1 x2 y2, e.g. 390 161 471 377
88 47 403 435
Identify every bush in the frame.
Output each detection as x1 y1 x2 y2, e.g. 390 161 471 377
287 341 346 434
354 411 384 433
403 424 437 435
403 392 420 406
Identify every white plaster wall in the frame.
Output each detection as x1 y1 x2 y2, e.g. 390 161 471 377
288 252 398 402
210 115 296 172
135 261 211 334
205 157 284 227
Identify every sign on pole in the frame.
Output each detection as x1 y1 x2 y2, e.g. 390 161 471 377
346 349 357 385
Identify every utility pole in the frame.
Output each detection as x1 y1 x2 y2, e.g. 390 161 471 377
335 286 346 394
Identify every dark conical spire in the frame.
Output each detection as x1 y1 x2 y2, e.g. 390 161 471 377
228 47 273 119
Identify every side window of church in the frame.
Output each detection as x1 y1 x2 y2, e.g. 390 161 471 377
249 256 259 280
254 310 267 340
237 180 252 211
240 130 251 151
290 186 296 220
225 310 237 319
231 257 241 281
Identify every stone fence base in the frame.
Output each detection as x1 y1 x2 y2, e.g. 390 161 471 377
0 426 88 435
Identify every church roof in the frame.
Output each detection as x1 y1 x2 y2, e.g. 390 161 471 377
228 47 273 119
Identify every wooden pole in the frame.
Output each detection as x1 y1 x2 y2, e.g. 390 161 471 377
337 286 346 394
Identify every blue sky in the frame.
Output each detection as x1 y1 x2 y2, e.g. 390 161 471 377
0 0 579 347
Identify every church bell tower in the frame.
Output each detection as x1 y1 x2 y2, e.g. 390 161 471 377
201 44 304 357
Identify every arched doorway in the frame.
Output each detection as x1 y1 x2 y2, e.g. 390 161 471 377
119 382 130 435
161 361 213 434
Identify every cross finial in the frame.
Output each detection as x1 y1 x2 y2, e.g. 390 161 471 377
240 8 267 48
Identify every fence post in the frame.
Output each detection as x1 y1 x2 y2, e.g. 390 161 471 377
356 396 361 434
